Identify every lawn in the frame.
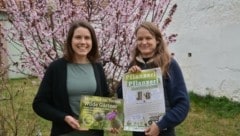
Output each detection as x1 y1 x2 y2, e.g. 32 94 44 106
0 78 240 136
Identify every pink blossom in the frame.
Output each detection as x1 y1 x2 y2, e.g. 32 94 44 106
2 0 177 91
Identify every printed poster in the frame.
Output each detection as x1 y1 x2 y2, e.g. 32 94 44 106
122 68 165 132
79 95 123 130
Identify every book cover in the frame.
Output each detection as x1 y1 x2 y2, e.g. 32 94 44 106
79 95 123 130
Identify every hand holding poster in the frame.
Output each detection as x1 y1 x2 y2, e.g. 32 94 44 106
122 68 165 132
79 95 123 130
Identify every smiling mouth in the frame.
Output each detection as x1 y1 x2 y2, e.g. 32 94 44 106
77 46 88 49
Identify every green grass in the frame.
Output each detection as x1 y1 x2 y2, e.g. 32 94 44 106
189 92 240 118
176 92 240 136
0 77 40 136
1 78 240 136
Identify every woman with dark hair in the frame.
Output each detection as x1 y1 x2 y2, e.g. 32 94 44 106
117 22 190 136
33 20 109 136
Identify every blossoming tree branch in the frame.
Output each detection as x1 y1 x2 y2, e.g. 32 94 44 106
1 0 177 93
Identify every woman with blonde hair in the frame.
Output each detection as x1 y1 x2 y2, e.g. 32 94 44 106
117 22 190 136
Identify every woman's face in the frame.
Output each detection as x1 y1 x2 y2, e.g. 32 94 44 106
71 26 92 59
136 27 158 58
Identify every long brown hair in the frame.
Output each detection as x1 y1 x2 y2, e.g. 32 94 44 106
63 20 100 63
132 22 171 77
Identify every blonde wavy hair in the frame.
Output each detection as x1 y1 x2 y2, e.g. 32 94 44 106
132 22 171 77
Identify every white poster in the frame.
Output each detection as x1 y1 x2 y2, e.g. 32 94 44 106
122 68 165 132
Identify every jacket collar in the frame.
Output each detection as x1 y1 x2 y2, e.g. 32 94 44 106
136 55 154 64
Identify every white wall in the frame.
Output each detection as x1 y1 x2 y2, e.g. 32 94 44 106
0 12 27 79
167 0 240 101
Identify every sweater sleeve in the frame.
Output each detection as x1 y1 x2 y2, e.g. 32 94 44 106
156 59 190 130
32 62 68 122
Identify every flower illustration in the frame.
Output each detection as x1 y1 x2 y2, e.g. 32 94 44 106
106 110 117 120
106 110 122 129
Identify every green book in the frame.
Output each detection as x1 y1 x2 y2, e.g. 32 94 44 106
79 95 123 130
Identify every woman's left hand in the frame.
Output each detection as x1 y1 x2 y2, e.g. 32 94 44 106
144 122 160 136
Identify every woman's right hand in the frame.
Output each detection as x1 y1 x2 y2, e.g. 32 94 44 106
109 128 120 134
128 65 141 73
64 115 80 130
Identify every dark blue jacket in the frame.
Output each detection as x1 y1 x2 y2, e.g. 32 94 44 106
117 58 189 135
32 58 109 136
